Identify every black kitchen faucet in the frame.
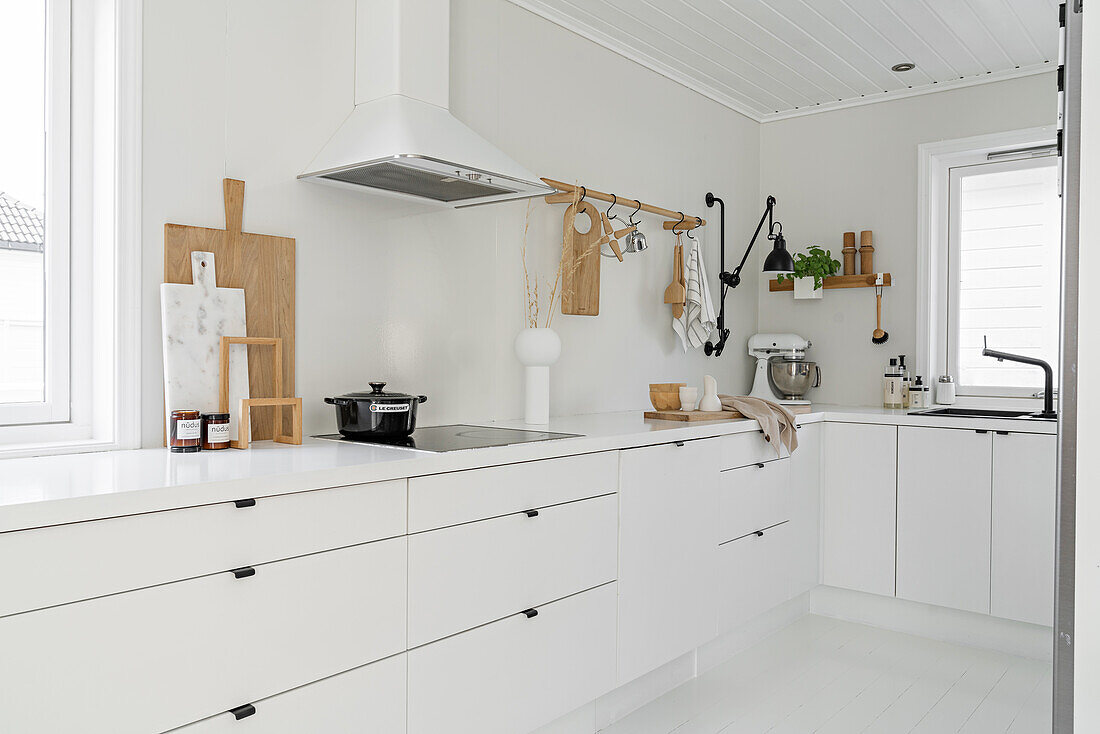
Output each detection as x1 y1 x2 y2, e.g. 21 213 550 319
982 336 1057 419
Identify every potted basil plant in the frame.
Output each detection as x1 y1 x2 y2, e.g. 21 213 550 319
775 245 841 299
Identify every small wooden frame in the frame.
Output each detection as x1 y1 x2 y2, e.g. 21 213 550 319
233 397 302 449
768 273 893 292
219 336 302 448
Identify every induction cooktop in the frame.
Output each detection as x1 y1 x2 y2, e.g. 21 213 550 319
312 424 582 453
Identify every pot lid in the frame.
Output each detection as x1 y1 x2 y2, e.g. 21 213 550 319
339 381 418 400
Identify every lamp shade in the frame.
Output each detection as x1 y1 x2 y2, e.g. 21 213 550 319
762 233 794 273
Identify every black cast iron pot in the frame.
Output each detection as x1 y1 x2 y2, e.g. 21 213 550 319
324 382 428 439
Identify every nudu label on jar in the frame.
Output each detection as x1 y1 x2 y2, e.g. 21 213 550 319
207 422 232 443
176 419 202 440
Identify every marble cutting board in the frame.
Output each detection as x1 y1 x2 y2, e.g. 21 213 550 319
160 251 250 440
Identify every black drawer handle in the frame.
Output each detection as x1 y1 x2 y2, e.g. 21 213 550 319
522 608 539 619
975 429 989 434
674 441 685 447
995 430 1009 435
755 530 765 537
229 704 256 720
231 566 256 579
234 498 257 508
755 462 765 468
525 509 539 518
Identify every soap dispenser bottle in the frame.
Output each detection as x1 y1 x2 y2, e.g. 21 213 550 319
883 358 903 409
898 355 911 409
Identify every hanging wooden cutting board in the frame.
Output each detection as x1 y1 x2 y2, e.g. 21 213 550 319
561 201 601 316
160 252 250 439
164 179 295 441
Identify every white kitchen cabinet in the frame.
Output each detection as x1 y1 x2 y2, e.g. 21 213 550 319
896 426 993 613
821 422 898 596
167 653 407 734
789 422 822 596
0 537 407 734
616 438 721 684
407 583 617 734
992 431 1057 626
408 493 617 646
718 521 794 631
718 458 791 543
0 478 407 619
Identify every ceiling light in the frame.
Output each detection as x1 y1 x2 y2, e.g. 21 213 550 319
891 62 916 72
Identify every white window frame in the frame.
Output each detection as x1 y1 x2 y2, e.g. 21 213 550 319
0 0 141 457
917 126 1059 405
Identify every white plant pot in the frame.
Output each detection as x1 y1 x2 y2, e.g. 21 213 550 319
514 328 561 424
794 277 823 300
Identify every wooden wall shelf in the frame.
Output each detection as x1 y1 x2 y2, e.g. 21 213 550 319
769 273 892 292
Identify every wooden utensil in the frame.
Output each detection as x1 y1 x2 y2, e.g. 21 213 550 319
872 282 890 344
164 179 296 441
665 244 686 318
561 201 602 316
599 211 624 261
644 409 744 422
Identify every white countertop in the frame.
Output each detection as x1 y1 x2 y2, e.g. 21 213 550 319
0 405 1055 533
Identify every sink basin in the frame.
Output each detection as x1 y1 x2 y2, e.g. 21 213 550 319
908 407 1056 421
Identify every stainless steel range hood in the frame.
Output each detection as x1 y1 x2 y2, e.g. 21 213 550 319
299 0 552 207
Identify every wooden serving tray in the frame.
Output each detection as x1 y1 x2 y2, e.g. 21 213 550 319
644 410 745 422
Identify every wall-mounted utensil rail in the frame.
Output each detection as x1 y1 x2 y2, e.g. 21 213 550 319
541 178 706 231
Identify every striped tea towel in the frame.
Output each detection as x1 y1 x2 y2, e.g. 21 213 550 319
673 238 718 351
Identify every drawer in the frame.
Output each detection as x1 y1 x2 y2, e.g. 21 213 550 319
409 451 618 532
0 478 406 618
719 458 791 542
167 653 406 734
0 537 407 734
717 521 794 633
409 493 617 647
408 582 617 734
715 430 789 470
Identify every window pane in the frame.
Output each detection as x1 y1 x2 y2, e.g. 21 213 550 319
0 1 46 404
956 160 1061 390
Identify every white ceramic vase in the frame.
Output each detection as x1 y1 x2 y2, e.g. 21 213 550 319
794 277 823 300
514 328 562 424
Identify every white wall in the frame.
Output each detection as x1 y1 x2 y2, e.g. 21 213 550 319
1075 5 1099 729
140 0 761 446
757 74 1056 406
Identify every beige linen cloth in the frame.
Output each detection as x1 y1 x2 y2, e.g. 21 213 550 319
720 395 799 456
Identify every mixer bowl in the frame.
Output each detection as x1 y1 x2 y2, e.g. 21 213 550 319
767 357 821 399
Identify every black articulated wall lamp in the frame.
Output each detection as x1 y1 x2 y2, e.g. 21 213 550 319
704 193 794 357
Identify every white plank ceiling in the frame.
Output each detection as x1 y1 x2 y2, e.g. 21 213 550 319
507 0 1060 121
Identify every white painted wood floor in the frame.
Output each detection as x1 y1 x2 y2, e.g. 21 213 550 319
602 615 1052 734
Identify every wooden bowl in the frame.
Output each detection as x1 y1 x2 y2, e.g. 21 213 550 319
649 383 686 412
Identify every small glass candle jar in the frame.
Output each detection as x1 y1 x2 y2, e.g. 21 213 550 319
202 412 232 450
169 409 202 453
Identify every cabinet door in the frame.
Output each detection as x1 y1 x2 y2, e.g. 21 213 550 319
992 431 1057 626
789 423 822 596
822 422 897 596
897 427 992 613
617 438 720 684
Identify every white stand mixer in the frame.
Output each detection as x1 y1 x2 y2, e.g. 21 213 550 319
748 333 816 405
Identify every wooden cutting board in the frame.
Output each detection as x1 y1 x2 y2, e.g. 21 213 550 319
644 410 745 422
561 201 601 316
160 252 250 439
164 179 295 441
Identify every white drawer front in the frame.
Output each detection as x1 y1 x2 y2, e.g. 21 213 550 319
0 538 407 734
409 452 618 532
409 493 617 646
719 459 791 542
716 430 789 470
0 479 406 618
408 583 617 734
167 653 406 734
717 521 794 633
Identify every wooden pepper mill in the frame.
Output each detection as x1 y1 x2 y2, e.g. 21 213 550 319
859 230 875 274
842 232 857 275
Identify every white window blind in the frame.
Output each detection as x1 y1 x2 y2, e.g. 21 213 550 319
948 156 1061 394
